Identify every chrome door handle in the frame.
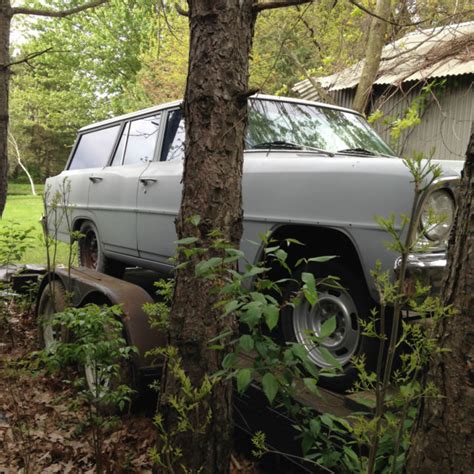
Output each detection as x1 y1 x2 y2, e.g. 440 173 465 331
140 178 158 185
89 176 103 183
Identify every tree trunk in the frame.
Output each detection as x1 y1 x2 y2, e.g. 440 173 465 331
9 131 36 195
352 0 391 113
407 133 474 473
0 0 11 216
160 1 256 472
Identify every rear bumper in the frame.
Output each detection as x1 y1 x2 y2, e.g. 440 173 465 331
394 252 447 295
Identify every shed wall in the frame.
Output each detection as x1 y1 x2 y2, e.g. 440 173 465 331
326 76 473 161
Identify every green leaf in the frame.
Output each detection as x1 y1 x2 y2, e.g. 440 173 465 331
236 368 252 394
238 335 254 353
292 343 308 361
263 305 279 331
175 236 198 245
264 245 280 254
301 272 317 306
262 372 278 404
319 347 342 369
274 249 288 262
225 248 245 258
195 257 222 276
320 413 333 430
222 352 237 370
307 255 337 263
255 341 268 357
319 315 337 338
240 302 263 329
301 432 313 456
303 378 319 396
243 266 269 278
189 215 201 226
309 418 321 436
223 299 241 317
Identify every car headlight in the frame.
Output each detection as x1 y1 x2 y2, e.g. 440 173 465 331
420 189 455 242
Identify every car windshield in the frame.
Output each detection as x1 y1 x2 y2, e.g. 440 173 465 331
247 99 395 156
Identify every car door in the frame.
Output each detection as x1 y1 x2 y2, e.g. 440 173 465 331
45 124 122 241
88 113 162 257
137 109 184 263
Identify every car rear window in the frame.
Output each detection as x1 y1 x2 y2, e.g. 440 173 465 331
69 125 120 170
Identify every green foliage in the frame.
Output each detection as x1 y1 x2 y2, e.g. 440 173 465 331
0 221 34 266
143 279 174 330
149 346 214 472
34 302 137 472
37 303 135 408
10 0 159 180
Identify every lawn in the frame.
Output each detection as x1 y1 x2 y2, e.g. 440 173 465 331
1 185 71 265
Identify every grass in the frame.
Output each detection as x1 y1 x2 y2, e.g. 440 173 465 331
8 182 45 196
0 183 71 265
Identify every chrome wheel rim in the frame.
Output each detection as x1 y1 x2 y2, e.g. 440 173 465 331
84 360 112 399
81 229 98 270
293 285 360 367
42 299 65 351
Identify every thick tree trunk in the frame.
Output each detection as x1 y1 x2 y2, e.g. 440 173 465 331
160 1 256 472
407 133 474 473
352 0 391 113
0 0 11 216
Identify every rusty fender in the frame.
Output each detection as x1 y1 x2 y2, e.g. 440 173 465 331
37 266 166 371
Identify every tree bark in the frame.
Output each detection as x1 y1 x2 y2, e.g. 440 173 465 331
407 133 474 473
352 0 391 113
160 1 256 472
0 0 12 216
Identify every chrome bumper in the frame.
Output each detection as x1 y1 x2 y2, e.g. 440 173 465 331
394 252 447 295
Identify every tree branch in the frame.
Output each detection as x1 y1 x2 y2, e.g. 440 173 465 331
348 0 427 27
253 0 314 13
12 0 108 18
5 48 52 68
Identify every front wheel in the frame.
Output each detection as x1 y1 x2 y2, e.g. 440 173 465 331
281 262 378 391
78 221 125 278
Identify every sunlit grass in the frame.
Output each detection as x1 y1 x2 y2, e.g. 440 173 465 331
1 186 71 265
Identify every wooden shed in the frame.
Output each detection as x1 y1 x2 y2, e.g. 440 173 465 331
293 22 474 161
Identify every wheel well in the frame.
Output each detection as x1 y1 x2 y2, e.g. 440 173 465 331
73 218 87 233
264 225 367 288
79 291 113 307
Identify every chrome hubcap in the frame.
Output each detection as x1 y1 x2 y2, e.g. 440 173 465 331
293 285 360 368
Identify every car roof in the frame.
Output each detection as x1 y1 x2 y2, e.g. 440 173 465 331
79 94 361 132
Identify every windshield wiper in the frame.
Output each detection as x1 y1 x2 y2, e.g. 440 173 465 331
251 141 334 156
337 147 392 157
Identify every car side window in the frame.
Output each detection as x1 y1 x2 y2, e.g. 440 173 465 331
122 114 161 166
69 125 120 170
161 109 185 161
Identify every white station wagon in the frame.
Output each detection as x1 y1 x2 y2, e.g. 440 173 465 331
45 95 462 387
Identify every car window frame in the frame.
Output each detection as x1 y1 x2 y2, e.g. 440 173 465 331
66 122 122 171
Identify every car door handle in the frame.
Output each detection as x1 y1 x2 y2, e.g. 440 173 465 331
89 176 103 183
140 178 158 185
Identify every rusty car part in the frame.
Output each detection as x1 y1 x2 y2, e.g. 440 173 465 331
36 266 166 372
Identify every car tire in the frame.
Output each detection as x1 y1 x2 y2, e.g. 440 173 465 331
280 261 379 392
82 318 136 413
37 280 69 350
78 221 125 278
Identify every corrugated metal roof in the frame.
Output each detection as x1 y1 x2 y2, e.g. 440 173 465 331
294 21 474 95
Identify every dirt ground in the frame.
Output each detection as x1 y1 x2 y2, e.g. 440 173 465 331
0 302 260 473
